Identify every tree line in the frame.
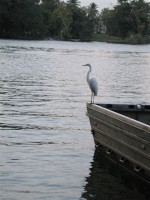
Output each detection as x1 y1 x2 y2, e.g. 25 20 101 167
0 0 150 43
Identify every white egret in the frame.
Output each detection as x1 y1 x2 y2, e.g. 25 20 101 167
82 64 98 103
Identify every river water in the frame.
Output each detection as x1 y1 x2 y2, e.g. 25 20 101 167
0 39 150 200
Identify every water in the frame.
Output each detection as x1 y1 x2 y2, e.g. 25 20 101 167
0 39 150 200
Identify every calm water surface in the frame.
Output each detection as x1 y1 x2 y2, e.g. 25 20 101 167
0 39 150 200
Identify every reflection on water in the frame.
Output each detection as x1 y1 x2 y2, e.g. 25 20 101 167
82 150 150 200
0 39 150 199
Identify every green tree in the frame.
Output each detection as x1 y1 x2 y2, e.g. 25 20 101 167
117 0 129 4
100 8 116 37
0 0 11 37
40 0 60 37
0 0 46 39
41 0 59 12
67 0 80 7
65 0 93 40
53 2 73 39
72 8 93 40
14 0 46 39
113 2 133 38
87 3 99 32
101 0 150 43
128 0 150 36
88 2 99 18
108 0 150 39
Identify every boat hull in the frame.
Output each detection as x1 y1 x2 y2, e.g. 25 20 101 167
87 103 150 184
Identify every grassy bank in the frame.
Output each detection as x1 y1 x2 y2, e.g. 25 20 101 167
91 34 125 44
90 33 150 44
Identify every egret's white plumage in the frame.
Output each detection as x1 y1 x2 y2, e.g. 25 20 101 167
82 64 98 103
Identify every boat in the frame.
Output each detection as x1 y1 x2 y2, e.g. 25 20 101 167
86 103 150 184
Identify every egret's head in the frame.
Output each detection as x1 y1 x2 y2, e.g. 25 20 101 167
82 64 91 67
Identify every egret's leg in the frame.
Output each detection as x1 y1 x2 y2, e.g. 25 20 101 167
91 94 92 103
92 93 94 104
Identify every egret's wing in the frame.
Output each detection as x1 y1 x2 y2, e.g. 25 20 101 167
89 77 98 95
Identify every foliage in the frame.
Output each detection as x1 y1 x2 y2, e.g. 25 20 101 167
125 34 150 44
100 0 150 40
39 0 56 36
0 0 46 39
53 2 73 39
0 0 150 43
91 33 125 43
100 8 116 37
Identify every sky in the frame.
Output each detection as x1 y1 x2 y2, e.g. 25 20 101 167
79 0 118 11
68 0 150 11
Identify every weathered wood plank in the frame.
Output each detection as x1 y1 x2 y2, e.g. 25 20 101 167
87 103 150 177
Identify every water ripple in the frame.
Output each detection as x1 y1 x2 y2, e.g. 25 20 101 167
0 39 150 200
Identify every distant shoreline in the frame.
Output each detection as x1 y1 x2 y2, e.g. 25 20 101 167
1 34 150 45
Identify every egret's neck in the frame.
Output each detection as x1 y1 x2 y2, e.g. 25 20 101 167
86 65 91 83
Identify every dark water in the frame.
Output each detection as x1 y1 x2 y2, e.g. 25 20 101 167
0 39 150 199
82 150 150 200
